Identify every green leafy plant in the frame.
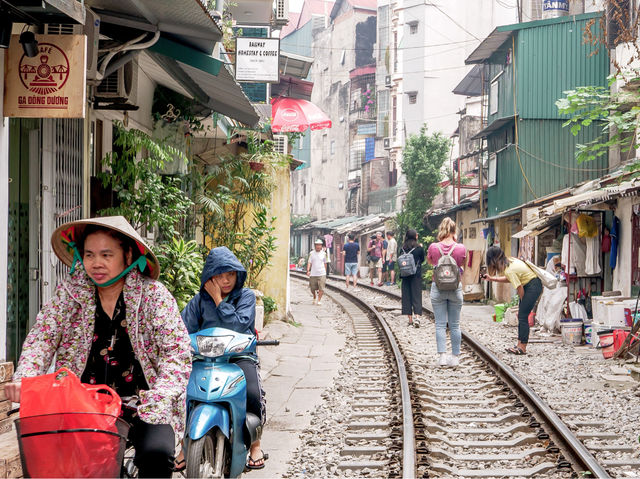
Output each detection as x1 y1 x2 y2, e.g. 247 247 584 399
262 296 277 318
157 237 205 311
556 71 640 176
420 233 436 290
196 140 284 289
98 121 193 239
237 207 277 288
396 125 451 239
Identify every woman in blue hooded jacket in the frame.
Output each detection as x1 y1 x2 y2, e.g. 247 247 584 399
180 246 267 470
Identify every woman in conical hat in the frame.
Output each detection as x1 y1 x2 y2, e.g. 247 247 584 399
5 216 191 478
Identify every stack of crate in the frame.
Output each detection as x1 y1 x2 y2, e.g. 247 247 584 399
0 362 22 478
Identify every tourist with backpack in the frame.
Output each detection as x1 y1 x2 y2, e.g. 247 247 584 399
399 229 425 327
427 218 467 367
482 246 542 355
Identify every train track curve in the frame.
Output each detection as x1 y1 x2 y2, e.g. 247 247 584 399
290 271 613 478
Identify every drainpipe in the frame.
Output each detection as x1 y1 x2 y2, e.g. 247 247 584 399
96 30 160 81
102 51 140 79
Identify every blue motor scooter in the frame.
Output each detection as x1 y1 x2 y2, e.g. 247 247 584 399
183 327 278 478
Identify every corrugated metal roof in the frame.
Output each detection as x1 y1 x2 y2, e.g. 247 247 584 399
465 12 602 65
87 0 222 53
470 209 519 224
516 17 608 119
452 64 485 97
280 51 314 79
465 29 512 65
471 116 515 140
334 214 390 234
510 177 640 239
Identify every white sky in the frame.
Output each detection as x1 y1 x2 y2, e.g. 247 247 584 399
289 0 304 13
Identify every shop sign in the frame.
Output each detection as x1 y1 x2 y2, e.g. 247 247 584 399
4 34 86 118
235 37 280 83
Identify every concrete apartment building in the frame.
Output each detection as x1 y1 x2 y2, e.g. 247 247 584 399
303 0 377 221
382 0 518 212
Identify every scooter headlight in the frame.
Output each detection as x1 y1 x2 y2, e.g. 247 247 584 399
196 335 233 357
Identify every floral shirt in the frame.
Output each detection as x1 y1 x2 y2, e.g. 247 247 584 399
13 264 191 439
81 292 148 397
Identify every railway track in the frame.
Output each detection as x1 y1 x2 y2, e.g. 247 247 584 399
290 271 620 478
290 275 415 478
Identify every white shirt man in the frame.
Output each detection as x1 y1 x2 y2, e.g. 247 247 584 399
307 240 327 304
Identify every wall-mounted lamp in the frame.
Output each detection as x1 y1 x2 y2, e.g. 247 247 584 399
19 31 38 57
0 18 12 49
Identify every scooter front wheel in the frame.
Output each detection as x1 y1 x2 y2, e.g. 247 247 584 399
186 429 226 479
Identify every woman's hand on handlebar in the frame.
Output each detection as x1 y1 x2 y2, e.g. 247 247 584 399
5 382 21 403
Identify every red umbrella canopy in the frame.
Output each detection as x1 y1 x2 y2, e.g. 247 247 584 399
271 97 332 133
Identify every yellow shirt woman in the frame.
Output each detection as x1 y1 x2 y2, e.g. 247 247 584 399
504 258 537 289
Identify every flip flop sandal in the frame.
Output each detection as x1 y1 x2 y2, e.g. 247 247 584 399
173 458 186 472
506 346 526 355
246 451 269 470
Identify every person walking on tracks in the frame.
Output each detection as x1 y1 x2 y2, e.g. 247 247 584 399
384 231 398 286
342 233 360 289
307 238 328 305
367 232 386 286
427 218 467 367
483 246 542 355
399 229 425 327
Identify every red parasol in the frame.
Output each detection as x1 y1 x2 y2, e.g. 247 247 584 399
271 97 332 133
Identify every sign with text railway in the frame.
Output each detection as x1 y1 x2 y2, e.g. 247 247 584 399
4 34 86 118
234 37 280 83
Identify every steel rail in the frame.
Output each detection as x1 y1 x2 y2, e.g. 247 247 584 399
312 272 611 479
290 272 416 479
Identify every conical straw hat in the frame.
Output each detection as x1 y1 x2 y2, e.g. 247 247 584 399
51 216 160 280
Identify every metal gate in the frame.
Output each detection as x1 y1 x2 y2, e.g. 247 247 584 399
41 118 85 304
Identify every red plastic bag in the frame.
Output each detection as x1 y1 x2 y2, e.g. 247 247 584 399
20 367 121 418
17 369 127 478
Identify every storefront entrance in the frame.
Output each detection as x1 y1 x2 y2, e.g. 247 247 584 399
6 118 84 364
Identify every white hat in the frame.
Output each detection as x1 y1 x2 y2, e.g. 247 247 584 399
51 216 160 280
314 238 324 244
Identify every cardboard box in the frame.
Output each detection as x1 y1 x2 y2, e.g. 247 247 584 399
6 456 21 478
0 418 13 436
0 401 10 417
0 363 14 384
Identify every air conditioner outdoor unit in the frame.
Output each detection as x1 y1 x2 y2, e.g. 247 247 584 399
383 137 391 149
273 134 289 154
96 60 137 102
275 0 289 22
385 75 392 87
44 8 100 80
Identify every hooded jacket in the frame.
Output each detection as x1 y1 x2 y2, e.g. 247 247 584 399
13 265 191 439
181 247 256 335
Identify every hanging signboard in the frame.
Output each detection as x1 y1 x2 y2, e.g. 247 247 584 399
4 34 87 118
235 37 280 83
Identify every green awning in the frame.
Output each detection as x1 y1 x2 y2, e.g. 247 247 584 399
148 37 259 127
149 37 221 76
